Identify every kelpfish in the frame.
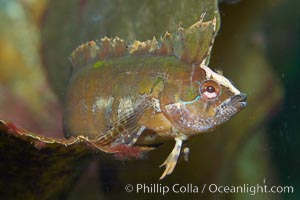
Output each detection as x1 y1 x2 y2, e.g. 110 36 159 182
63 14 247 179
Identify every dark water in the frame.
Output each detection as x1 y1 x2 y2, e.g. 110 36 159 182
265 1 300 199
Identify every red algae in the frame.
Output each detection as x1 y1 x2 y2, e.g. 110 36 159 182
111 144 143 160
6 122 19 133
34 140 47 149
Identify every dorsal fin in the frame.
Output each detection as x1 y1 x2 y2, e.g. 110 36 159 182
69 14 217 74
70 37 127 71
173 15 217 64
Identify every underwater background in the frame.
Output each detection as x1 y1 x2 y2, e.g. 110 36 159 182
0 0 299 199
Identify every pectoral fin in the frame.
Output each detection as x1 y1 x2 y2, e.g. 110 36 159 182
94 96 151 147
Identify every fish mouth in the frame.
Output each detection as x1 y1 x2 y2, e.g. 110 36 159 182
229 93 247 109
212 92 247 124
217 93 247 113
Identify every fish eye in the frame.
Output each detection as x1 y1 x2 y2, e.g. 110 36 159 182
199 80 221 99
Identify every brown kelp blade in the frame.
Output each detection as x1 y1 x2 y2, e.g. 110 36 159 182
69 15 217 74
0 120 152 198
0 120 92 199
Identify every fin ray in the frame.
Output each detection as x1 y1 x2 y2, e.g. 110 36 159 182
94 95 151 147
69 14 218 75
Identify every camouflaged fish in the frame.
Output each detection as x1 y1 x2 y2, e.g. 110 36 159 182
63 14 247 180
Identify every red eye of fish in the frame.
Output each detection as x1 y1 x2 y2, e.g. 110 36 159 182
206 85 215 93
199 80 220 99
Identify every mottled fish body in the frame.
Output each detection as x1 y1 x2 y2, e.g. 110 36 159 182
63 15 247 179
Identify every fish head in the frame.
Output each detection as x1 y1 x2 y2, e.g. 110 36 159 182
161 63 247 135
